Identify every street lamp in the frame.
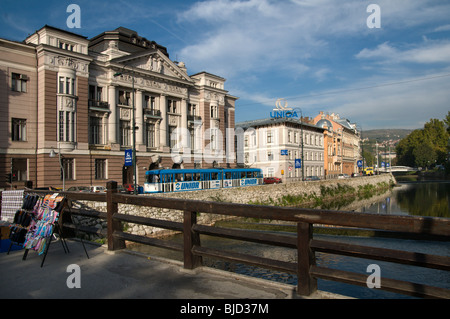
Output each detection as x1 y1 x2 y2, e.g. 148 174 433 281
114 66 137 195
294 107 305 181
49 147 65 191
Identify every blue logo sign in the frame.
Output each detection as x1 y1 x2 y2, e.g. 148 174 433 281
270 98 300 119
240 178 258 186
175 181 201 191
295 159 302 168
124 149 133 167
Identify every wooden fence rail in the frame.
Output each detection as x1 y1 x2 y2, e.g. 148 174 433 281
19 181 450 299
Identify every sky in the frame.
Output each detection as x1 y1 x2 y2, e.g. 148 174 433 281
1 0 449 130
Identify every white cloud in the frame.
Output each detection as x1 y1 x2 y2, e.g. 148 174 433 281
356 40 450 64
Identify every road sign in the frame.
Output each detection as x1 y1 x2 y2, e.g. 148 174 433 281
357 160 363 168
381 162 385 168
124 149 133 167
295 159 302 169
281 149 288 156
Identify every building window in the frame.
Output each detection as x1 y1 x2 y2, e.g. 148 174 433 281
145 95 156 110
118 90 131 106
188 103 197 116
59 76 75 95
59 111 75 142
189 128 195 150
11 118 27 141
168 99 177 113
89 116 104 145
12 158 28 182
120 120 131 146
267 131 273 144
169 126 178 148
267 151 274 161
146 122 156 148
59 41 74 51
95 159 107 180
11 73 28 92
62 158 75 181
210 105 218 119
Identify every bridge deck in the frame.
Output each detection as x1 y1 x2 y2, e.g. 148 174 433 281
0 239 344 300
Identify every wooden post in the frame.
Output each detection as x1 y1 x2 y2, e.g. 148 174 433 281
297 222 317 296
183 210 202 269
106 181 125 251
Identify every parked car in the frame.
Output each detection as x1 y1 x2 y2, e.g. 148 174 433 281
338 174 350 179
305 176 320 181
263 177 282 184
90 186 106 193
67 186 90 192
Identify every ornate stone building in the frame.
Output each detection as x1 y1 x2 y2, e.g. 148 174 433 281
0 25 237 190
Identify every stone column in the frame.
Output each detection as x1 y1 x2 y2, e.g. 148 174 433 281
135 89 144 148
159 94 167 147
181 98 188 148
108 85 117 145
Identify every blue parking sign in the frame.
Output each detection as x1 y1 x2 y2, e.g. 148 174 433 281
295 159 302 168
124 149 133 166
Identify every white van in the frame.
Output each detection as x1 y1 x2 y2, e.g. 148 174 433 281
90 186 106 193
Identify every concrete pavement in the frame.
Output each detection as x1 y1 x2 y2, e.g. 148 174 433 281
0 239 342 299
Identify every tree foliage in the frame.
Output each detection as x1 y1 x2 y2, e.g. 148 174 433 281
396 116 449 168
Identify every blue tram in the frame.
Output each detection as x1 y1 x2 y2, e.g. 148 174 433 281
144 168 263 193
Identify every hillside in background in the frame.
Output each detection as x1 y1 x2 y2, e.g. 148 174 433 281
362 129 414 143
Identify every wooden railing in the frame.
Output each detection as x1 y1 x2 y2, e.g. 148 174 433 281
25 181 450 299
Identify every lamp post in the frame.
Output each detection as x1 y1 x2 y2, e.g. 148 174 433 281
294 107 305 181
49 146 64 191
114 66 137 195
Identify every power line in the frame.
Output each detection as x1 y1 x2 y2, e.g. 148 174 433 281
237 73 450 108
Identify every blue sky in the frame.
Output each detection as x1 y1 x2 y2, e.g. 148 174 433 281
1 0 450 130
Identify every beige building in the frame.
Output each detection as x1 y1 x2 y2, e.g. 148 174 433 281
236 118 325 181
312 112 361 177
0 25 237 190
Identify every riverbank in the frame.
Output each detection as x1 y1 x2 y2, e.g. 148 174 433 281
72 174 396 240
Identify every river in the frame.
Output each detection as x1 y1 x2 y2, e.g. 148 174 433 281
128 180 450 299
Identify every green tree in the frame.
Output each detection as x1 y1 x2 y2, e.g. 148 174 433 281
396 117 449 167
444 111 450 134
413 141 436 168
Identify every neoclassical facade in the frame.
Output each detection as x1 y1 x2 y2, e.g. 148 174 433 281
0 25 237 190
236 118 325 181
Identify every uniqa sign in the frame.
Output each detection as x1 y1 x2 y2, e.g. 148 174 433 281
270 98 299 119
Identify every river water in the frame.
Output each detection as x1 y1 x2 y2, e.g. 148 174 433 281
129 180 450 299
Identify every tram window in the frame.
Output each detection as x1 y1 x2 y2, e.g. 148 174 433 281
212 173 218 180
241 172 245 178
175 173 183 181
193 173 200 181
185 173 192 181
225 172 231 179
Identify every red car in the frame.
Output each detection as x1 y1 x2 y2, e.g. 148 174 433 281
263 177 282 184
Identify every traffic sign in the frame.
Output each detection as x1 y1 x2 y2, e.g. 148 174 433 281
295 159 302 168
357 160 363 168
281 149 288 156
124 149 133 166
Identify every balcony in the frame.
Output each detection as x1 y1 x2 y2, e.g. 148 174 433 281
89 100 109 111
144 109 161 118
188 115 202 121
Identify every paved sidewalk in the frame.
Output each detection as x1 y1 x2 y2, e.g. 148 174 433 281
0 239 341 299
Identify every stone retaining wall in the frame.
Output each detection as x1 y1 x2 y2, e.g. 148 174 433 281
72 174 396 240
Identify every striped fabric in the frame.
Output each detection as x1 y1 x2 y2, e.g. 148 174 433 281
1 190 24 222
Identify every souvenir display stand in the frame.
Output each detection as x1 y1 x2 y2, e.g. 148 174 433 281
7 193 89 267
